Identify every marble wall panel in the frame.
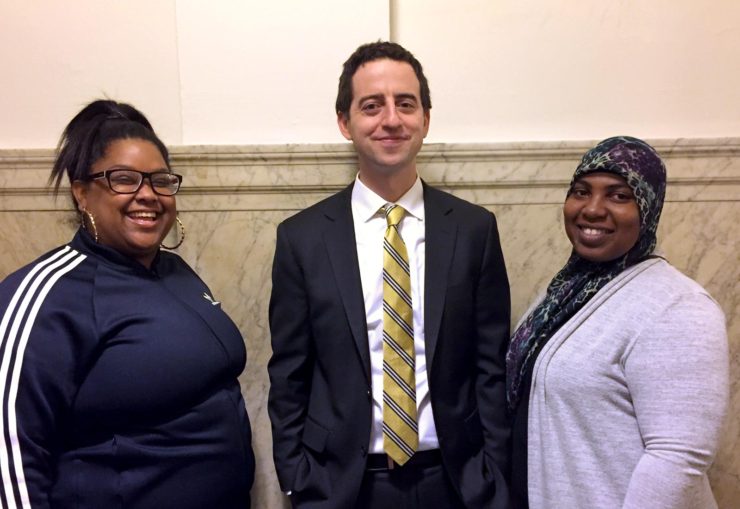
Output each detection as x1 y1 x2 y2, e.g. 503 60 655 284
1 139 738 508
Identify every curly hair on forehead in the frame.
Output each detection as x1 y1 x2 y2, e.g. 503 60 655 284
335 40 432 116
49 99 170 207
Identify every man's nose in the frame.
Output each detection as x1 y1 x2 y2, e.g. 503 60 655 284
382 105 402 128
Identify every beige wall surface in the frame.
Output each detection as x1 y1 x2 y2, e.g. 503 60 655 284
2 1 740 148
1 140 738 508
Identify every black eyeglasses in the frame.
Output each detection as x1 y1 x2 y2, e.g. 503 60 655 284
87 169 183 196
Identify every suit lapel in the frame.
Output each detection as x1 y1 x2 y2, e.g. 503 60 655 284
322 184 372 383
423 185 456 373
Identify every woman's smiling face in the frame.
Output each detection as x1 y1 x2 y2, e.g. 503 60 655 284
563 172 640 263
72 138 176 268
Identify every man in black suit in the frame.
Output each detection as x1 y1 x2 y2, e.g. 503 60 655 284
268 41 511 509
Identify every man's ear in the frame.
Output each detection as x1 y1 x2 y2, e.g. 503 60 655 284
422 109 431 138
337 112 352 141
71 181 89 211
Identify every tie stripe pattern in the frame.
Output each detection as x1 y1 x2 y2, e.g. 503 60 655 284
381 204 418 465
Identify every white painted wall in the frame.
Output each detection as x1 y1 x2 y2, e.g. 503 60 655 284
0 0 182 148
0 0 387 148
399 0 740 142
174 1 387 144
1 0 739 148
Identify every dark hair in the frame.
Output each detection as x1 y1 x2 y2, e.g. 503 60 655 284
50 99 170 206
335 41 432 116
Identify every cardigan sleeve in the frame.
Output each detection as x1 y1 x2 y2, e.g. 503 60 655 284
622 291 729 509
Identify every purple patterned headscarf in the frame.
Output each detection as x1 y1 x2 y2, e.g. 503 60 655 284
505 136 666 411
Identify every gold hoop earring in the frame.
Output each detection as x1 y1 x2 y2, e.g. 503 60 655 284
81 208 99 243
161 216 185 250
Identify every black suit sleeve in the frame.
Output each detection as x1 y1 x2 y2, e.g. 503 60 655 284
474 212 511 478
267 222 314 492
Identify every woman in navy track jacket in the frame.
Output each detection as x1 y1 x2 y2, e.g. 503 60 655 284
0 100 254 508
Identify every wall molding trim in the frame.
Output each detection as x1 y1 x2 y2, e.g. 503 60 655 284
2 138 739 211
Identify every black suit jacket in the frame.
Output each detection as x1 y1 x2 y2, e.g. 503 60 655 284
268 182 511 508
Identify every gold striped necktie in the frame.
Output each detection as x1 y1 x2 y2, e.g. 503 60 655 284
381 204 418 466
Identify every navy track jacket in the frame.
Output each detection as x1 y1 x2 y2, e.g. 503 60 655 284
0 230 254 508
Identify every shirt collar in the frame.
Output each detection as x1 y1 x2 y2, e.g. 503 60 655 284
351 175 425 223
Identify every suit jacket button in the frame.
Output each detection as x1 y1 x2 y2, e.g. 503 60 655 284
360 445 367 456
366 389 371 401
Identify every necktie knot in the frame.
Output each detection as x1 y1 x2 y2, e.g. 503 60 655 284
384 204 406 228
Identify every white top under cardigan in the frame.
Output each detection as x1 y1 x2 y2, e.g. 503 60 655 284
527 258 728 509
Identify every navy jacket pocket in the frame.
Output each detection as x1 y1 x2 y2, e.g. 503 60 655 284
301 416 330 453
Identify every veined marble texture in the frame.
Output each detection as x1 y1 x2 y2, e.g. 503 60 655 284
1 139 738 508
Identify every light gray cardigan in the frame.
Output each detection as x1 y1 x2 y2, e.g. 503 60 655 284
527 258 728 509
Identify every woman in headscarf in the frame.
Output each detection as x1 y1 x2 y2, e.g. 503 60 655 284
507 136 728 509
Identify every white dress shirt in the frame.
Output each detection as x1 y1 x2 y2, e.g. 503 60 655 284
351 175 439 453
